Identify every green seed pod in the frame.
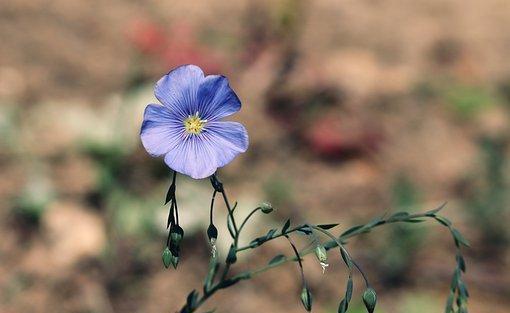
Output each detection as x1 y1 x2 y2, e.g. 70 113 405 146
362 287 377 313
170 254 179 269
170 225 184 246
300 287 312 312
162 247 172 269
315 245 327 263
259 202 274 214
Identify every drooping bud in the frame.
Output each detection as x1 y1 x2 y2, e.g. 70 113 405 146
315 245 329 273
300 286 313 312
170 254 179 269
170 225 184 246
207 224 218 242
207 224 218 257
259 202 274 214
362 287 377 313
162 247 172 269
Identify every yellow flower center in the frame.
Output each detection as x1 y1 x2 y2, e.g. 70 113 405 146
184 113 207 135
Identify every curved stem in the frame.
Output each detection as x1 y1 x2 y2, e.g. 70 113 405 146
238 207 261 235
235 224 308 252
178 207 467 313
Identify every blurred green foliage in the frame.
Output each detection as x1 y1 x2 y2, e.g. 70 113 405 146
465 136 509 253
374 174 425 285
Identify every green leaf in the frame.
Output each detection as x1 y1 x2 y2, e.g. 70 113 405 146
337 299 348 313
226 244 237 264
317 223 339 230
425 202 447 216
450 268 460 291
388 211 410 221
203 259 219 293
186 290 198 309
297 225 313 235
268 254 286 266
282 219 291 234
445 291 455 313
345 277 353 302
404 218 426 223
435 215 452 227
458 281 469 298
451 228 470 247
365 216 384 228
456 254 466 272
340 225 364 237
162 247 172 269
340 248 352 268
362 287 377 313
266 228 277 239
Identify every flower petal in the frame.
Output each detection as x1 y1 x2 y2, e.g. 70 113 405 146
162 122 248 179
140 104 184 157
155 64 205 118
202 121 249 167
163 136 219 179
197 75 241 121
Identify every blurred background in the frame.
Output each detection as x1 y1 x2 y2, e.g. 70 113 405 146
1 0 509 312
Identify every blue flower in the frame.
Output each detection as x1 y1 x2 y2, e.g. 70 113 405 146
141 65 249 179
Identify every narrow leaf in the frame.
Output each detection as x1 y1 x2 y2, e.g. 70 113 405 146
282 219 291 234
345 277 353 302
435 215 452 227
317 223 339 230
340 225 364 237
426 202 447 216
266 228 277 239
268 254 286 266
451 229 470 247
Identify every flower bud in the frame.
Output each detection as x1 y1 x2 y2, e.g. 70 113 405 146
300 287 312 312
170 225 184 246
315 245 329 273
315 245 327 263
259 202 274 214
362 287 377 313
207 224 218 242
170 254 179 269
162 247 172 269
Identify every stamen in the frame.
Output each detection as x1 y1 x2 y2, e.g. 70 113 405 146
184 113 207 135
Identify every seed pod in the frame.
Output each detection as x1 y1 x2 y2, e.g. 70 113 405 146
260 202 274 214
362 287 377 313
162 247 172 269
170 225 184 246
170 254 179 269
300 287 312 312
315 245 327 263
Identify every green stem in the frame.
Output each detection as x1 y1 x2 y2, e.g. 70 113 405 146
235 224 308 252
238 207 261 235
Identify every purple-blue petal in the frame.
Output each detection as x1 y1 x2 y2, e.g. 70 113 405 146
163 136 219 179
154 64 205 118
197 75 241 121
140 104 184 157
143 64 249 179
162 121 249 179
